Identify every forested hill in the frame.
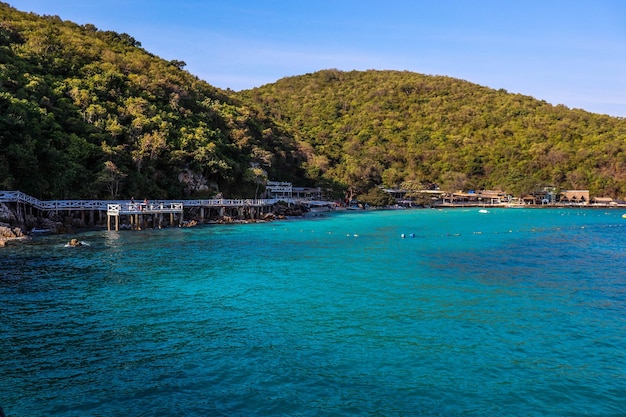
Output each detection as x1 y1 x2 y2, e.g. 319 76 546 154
3 2 626 201
238 69 626 198
0 2 304 199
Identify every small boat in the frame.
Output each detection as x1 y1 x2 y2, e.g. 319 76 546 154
478 209 489 214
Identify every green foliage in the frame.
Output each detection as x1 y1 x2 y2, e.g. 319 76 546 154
0 3 305 198
3 2 626 201
239 69 626 198
357 187 396 207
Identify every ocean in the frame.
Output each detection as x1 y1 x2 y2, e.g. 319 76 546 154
1 208 625 416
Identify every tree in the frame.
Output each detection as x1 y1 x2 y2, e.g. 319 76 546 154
357 187 396 207
97 160 127 198
244 164 268 199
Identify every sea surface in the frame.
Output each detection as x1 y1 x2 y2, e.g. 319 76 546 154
1 208 625 416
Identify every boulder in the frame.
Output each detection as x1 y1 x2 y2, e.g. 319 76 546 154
0 224 23 239
0 203 17 225
38 218 62 233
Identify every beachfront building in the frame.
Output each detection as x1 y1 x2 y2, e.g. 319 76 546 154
382 188 448 206
441 190 508 206
560 190 590 205
382 188 407 200
265 181 292 200
292 186 323 200
265 181 323 201
591 197 619 206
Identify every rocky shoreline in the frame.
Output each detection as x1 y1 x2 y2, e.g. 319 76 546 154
0 203 26 247
0 201 91 247
0 201 312 247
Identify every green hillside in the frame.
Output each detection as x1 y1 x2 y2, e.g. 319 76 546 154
2 1 626 202
238 69 626 198
0 2 304 199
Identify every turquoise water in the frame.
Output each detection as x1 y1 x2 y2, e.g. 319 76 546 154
1 208 625 416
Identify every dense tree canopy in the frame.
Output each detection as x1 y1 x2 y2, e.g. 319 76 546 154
2 3 626 201
238 69 626 198
0 2 304 199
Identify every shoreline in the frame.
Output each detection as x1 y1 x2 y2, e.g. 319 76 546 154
2 203 625 247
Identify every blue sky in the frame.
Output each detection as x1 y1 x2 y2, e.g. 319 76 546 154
8 0 626 116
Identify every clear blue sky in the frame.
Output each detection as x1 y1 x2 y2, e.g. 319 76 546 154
8 0 626 116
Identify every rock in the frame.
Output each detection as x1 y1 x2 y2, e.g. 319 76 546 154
0 224 26 247
0 203 17 224
261 213 276 221
182 220 198 227
178 169 214 195
38 218 62 233
272 202 309 217
0 225 22 239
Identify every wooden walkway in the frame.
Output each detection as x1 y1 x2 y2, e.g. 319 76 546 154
106 203 184 231
0 190 284 231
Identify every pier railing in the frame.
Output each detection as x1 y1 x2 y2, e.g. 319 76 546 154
0 191 283 212
107 203 184 215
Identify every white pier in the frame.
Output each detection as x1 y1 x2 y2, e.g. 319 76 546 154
0 190 288 231
106 202 184 231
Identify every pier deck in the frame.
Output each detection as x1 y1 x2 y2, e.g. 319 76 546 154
106 203 184 231
0 191 286 231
